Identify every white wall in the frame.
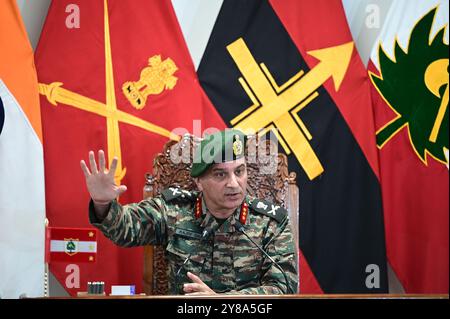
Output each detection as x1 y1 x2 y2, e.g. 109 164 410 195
16 0 51 50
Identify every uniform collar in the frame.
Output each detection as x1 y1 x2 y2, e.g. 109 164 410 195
198 195 250 233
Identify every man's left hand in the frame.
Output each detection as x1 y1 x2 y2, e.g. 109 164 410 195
183 272 216 295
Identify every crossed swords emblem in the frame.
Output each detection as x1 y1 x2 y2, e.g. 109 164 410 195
227 38 354 180
38 0 178 186
257 201 280 216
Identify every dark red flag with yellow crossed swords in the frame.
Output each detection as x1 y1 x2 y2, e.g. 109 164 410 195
35 0 225 296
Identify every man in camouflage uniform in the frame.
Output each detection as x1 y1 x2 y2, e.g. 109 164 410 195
81 129 298 295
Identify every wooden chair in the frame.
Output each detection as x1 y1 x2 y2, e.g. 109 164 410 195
142 134 299 295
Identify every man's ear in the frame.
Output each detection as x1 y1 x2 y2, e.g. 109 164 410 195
194 177 203 192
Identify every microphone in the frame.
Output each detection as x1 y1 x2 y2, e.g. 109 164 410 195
234 220 294 294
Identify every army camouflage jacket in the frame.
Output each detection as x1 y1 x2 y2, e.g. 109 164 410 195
89 187 298 295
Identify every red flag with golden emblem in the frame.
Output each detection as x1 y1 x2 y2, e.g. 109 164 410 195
35 0 225 296
47 227 98 263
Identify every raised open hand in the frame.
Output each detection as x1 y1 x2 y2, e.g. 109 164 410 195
80 150 127 205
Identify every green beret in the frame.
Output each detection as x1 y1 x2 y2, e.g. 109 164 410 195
191 129 247 177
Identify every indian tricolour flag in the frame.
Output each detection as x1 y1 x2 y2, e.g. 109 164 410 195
0 0 45 298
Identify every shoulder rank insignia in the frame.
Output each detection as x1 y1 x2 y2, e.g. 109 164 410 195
161 187 194 202
239 201 249 224
250 199 287 223
194 195 202 219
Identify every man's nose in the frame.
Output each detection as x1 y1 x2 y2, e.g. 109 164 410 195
226 173 239 188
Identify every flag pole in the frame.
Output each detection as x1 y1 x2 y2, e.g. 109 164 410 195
44 262 49 297
44 218 49 297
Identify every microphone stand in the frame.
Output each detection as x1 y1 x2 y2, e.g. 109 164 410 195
235 221 294 294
